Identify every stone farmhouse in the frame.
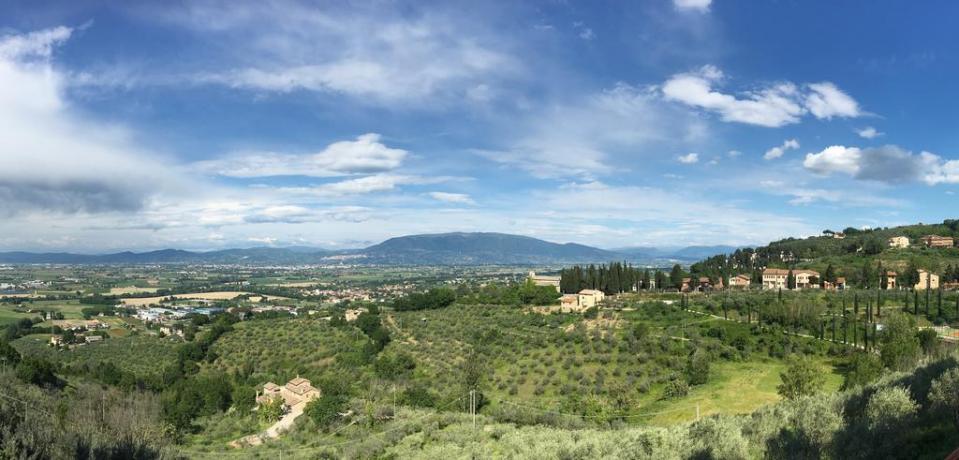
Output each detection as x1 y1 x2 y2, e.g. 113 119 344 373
257 377 321 408
888 236 910 249
557 289 606 312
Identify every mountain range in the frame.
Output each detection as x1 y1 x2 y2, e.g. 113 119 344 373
0 232 738 266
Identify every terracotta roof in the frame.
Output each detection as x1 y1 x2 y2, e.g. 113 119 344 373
763 269 790 276
288 377 310 386
263 382 279 391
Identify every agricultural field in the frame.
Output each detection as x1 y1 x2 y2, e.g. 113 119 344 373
11 333 180 378
207 317 372 383
385 300 840 424
120 291 289 307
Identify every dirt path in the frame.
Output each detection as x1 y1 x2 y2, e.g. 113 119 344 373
230 402 306 448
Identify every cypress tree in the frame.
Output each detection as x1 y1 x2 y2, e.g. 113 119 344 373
915 290 920 316
854 293 859 316
938 288 943 318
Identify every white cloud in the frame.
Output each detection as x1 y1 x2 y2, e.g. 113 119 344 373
673 0 712 12
195 134 407 178
803 144 959 185
0 26 73 60
478 83 707 178
856 126 883 139
805 82 861 119
727 150 742 157
661 66 862 127
678 153 699 164
428 192 475 205
758 182 902 207
155 2 522 106
803 145 861 175
0 27 189 215
763 138 800 160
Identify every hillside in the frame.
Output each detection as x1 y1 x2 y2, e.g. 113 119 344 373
690 219 959 286
360 232 618 265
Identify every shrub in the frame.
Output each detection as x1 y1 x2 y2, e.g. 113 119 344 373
662 378 689 400
777 356 824 400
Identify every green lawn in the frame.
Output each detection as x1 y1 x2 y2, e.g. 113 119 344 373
640 357 842 425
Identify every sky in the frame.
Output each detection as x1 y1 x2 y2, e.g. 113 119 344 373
0 0 957 252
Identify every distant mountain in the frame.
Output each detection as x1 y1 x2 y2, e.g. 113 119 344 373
0 247 334 265
361 232 619 265
611 245 740 261
0 233 739 266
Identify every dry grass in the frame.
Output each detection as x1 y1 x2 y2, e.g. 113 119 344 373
120 291 288 306
108 286 159 295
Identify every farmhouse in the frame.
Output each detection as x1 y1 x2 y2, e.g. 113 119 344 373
915 270 940 290
577 289 606 309
528 271 561 292
921 235 955 248
888 236 910 249
728 274 751 289
256 377 321 408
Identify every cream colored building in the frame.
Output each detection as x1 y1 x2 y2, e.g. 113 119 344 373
794 270 820 289
762 268 820 290
528 271 561 292
915 270 940 290
762 269 789 290
577 289 606 308
888 236 910 249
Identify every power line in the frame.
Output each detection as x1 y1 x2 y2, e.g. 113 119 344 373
496 398 695 419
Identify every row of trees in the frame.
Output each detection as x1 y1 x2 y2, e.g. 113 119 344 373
559 262 666 294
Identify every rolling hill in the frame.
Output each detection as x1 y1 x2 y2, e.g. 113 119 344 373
0 232 739 266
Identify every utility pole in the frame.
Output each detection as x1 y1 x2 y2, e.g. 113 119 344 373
470 390 476 428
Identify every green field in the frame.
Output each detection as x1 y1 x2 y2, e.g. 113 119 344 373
12 333 180 377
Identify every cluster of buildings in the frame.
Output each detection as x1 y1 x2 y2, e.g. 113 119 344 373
256 377 321 408
558 289 606 312
888 234 957 249
756 267 942 291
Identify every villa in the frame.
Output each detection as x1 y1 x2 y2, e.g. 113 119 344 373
921 235 955 248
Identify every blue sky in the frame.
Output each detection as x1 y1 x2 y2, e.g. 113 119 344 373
0 0 957 252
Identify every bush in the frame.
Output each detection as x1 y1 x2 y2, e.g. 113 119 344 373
305 393 348 429
662 378 689 399
685 348 710 386
777 356 824 400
